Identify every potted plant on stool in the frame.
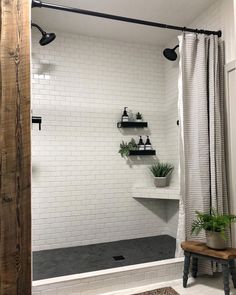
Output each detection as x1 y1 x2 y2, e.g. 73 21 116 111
191 209 236 250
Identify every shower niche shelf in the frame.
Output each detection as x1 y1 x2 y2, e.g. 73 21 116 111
129 150 156 156
132 187 180 200
117 121 148 128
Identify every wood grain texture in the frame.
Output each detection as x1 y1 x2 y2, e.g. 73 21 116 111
0 0 31 294
181 241 236 260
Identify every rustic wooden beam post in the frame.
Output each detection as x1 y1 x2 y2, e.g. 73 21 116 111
0 0 31 294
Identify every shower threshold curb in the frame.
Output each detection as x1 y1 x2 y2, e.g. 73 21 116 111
33 257 184 287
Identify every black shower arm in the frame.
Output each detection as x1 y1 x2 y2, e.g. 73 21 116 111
32 0 222 38
31 22 46 35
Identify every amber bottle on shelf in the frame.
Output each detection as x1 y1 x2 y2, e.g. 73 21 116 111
121 107 129 122
138 136 145 150
145 136 152 150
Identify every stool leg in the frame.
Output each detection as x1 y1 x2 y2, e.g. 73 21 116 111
229 259 236 288
183 252 191 288
222 263 230 295
192 257 198 278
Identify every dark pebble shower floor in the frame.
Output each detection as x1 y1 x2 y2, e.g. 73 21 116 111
33 235 176 280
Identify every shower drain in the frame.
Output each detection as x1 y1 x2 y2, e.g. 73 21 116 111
113 255 125 261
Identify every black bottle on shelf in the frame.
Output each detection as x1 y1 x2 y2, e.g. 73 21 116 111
145 136 152 150
138 136 145 150
121 107 129 122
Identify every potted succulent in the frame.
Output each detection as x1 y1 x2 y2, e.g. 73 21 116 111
149 162 174 187
191 209 236 250
136 112 143 122
119 138 138 158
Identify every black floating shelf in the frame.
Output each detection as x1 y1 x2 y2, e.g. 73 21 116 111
129 150 156 156
117 121 148 128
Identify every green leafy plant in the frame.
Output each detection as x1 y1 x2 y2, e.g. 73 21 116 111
136 112 143 120
149 162 174 177
191 209 236 239
119 138 138 158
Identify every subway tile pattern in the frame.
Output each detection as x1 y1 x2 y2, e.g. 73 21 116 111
31 33 179 251
31 0 223 253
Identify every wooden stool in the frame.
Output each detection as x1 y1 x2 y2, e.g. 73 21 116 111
181 241 236 295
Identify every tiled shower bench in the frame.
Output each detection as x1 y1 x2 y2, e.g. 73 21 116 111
181 241 236 295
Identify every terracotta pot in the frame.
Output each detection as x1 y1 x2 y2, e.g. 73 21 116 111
206 231 227 250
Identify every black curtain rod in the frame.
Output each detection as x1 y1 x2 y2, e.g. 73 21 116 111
32 0 222 37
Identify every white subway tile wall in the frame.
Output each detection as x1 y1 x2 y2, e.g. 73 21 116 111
32 32 179 251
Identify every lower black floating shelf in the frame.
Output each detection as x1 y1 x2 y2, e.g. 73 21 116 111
117 121 148 128
129 150 156 156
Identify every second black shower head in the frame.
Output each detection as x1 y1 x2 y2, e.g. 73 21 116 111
163 45 179 61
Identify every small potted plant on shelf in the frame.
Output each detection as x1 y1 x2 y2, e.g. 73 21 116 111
136 112 143 122
191 209 236 250
149 162 174 187
119 138 138 158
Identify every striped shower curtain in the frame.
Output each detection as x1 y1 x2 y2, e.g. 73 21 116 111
176 34 229 272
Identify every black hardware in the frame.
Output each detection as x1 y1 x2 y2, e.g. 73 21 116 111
117 121 148 128
163 45 180 61
129 150 156 156
31 22 56 46
32 0 222 38
32 0 42 7
31 22 45 34
32 116 42 130
177 120 179 126
113 255 125 261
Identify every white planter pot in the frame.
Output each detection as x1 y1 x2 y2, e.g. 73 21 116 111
154 177 168 188
136 119 142 122
206 231 227 250
153 171 172 188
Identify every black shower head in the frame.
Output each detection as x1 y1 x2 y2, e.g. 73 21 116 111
163 45 179 61
31 22 56 46
40 32 56 46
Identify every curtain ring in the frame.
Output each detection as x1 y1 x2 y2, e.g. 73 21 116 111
182 27 186 38
195 29 199 39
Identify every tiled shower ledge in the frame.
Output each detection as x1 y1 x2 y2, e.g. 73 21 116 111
132 187 180 200
32 258 184 295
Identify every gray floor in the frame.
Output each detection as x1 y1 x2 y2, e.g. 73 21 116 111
33 235 176 280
